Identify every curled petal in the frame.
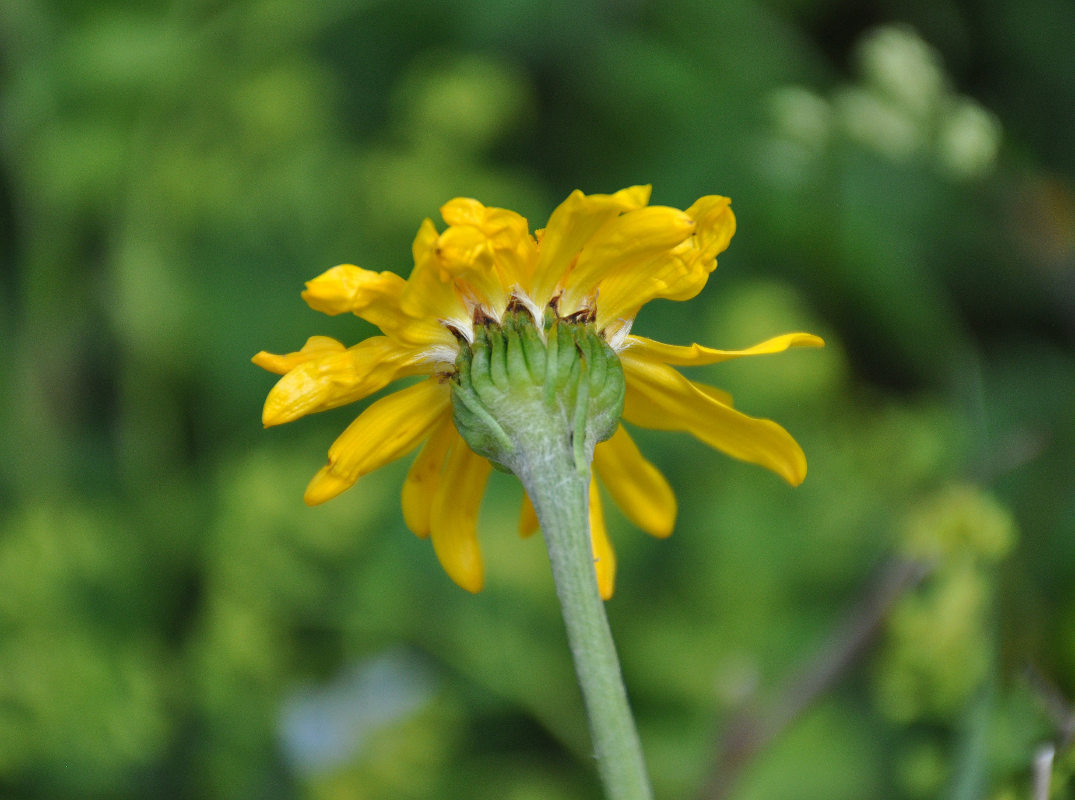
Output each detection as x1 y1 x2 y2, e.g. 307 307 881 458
627 332 825 366
529 186 652 308
589 479 616 601
304 379 450 505
594 426 677 538
261 337 428 427
596 196 736 327
430 437 492 593
302 264 405 317
440 198 538 290
440 197 488 227
401 415 458 538
559 206 697 315
681 194 738 291
302 263 449 348
620 349 808 486
252 336 346 375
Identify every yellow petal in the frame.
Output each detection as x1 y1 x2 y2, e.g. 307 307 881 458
261 336 428 427
435 224 511 312
529 186 652 307
596 196 736 327
683 194 738 280
440 198 538 290
440 197 488 227
518 491 539 538
400 218 471 333
627 332 825 366
430 438 492 593
593 426 677 538
589 480 616 601
559 206 697 315
302 465 354 507
518 485 611 598
401 416 458 538
302 263 449 348
252 336 346 375
302 264 405 317
304 379 450 505
620 349 808 486
695 382 734 408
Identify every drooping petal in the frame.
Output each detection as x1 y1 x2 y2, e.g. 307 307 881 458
304 379 450 505
261 336 428 427
302 263 449 348
593 425 677 538
626 332 825 366
252 336 346 375
401 414 458 538
589 479 616 601
596 196 736 328
430 437 492 594
518 491 539 538
558 206 697 316
529 186 652 308
620 349 808 486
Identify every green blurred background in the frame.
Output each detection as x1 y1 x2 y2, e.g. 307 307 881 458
2 1 1074 798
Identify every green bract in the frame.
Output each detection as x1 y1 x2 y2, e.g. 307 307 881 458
451 306 625 477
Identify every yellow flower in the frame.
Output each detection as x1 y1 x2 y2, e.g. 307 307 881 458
253 186 822 598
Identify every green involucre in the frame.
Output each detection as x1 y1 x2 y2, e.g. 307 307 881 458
450 308 625 476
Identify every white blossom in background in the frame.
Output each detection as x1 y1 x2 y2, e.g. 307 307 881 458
763 23 1002 183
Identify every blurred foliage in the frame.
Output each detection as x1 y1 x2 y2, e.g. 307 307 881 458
2 0 1074 798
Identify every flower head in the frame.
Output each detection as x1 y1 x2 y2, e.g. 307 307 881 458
253 186 823 597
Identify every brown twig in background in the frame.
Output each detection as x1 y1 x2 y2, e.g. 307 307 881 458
698 557 930 800
1025 664 1075 748
1025 664 1075 800
1032 744 1054 800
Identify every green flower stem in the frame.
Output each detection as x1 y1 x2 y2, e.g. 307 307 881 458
450 311 650 799
513 426 653 800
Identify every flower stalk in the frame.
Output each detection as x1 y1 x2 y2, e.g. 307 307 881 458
519 438 653 800
451 307 653 800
